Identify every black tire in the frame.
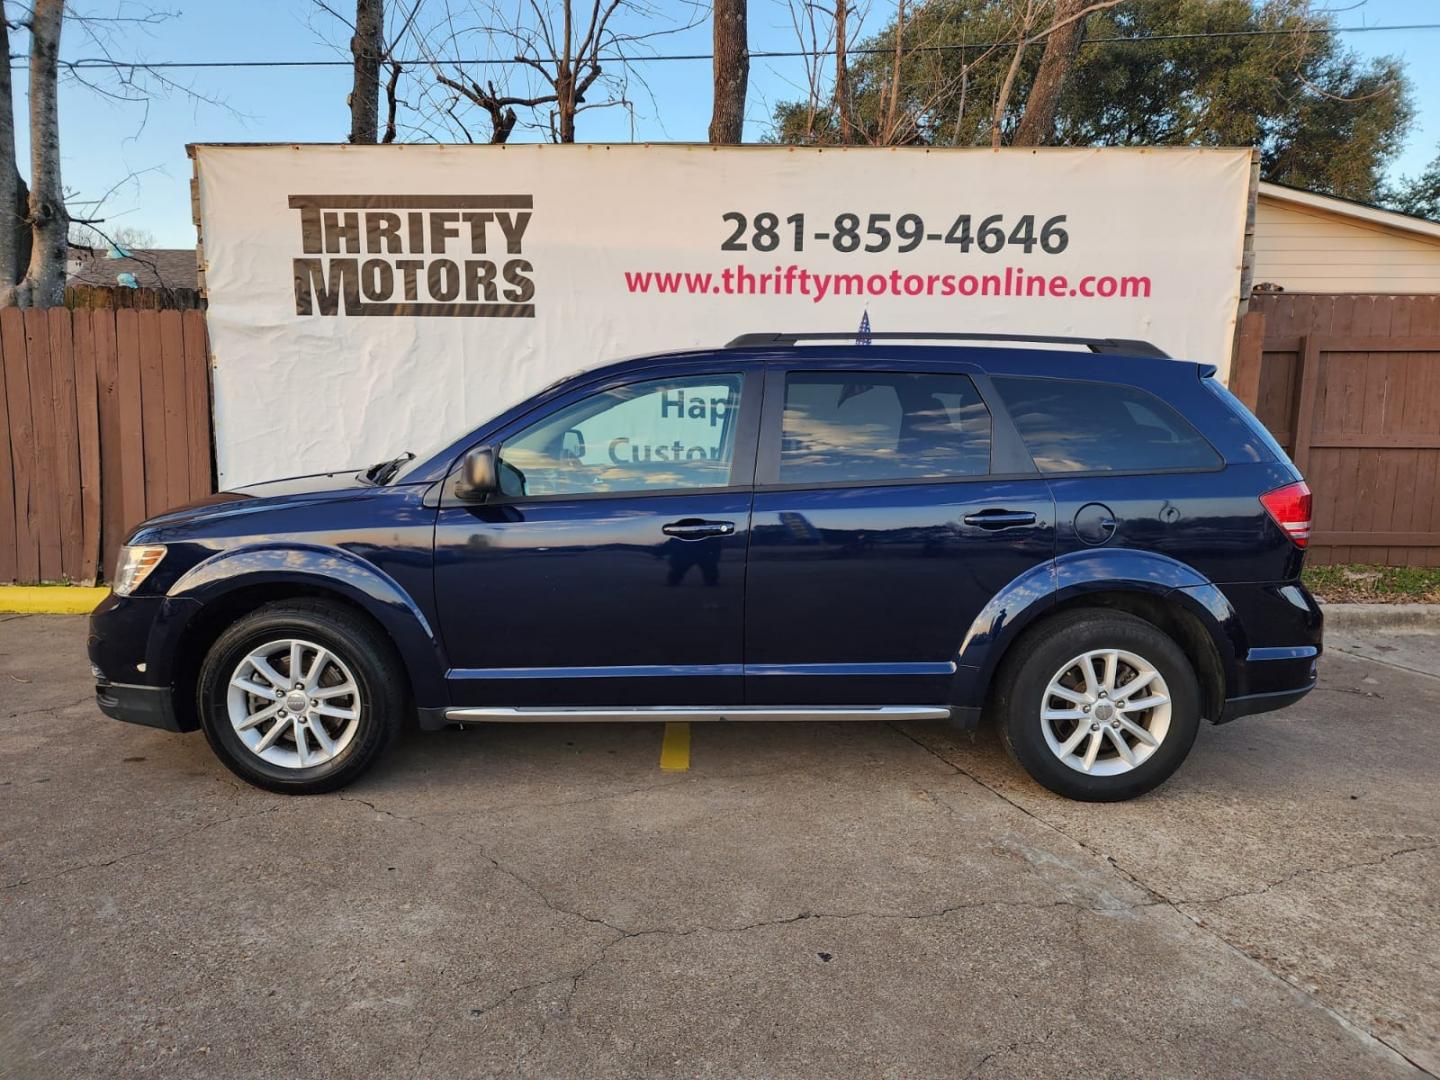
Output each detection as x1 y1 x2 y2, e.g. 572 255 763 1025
994 609 1201 802
196 599 406 794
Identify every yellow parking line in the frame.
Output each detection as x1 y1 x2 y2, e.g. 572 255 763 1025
0 586 109 614
659 722 691 771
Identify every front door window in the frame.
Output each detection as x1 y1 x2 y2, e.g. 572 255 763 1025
497 375 744 497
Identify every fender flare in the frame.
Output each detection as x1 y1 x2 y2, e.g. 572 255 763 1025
949 548 1243 708
154 544 448 708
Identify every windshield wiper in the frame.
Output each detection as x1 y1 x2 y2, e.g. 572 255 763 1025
363 452 414 485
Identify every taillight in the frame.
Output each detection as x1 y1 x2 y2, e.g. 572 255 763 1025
1260 481 1312 548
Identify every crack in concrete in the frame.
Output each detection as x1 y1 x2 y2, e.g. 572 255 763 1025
468 973 580 1020
442 775 693 819
337 783 1142 1071
1311 684 1383 699
460 896 1099 1077
2 806 281 890
339 749 1438 1077
0 613 36 624
335 793 628 939
340 791 1104 951
1174 842 1440 907
9 694 96 718
888 723 1438 1079
621 895 1125 939
1071 903 1092 1008
964 1029 1055 1079
412 964 449 1076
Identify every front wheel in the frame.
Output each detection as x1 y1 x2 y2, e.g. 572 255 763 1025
197 600 406 794
996 610 1201 802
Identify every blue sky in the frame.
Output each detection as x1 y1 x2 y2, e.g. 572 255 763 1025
19 0 1440 246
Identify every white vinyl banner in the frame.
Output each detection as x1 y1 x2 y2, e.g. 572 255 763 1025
192 144 1253 488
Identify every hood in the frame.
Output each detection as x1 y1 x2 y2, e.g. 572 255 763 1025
231 469 371 499
129 469 373 540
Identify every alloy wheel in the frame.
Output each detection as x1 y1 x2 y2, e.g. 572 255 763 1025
226 638 362 769
1039 648 1172 776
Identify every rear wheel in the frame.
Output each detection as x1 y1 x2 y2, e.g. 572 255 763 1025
197 600 405 794
995 610 1200 802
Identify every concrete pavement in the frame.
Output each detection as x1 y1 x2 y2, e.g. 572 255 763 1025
1 614 1435 1078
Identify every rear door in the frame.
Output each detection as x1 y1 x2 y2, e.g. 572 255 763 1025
743 362 1055 705
986 375 1250 576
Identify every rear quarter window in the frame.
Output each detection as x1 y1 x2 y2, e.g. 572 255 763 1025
1203 377 1286 464
991 376 1221 473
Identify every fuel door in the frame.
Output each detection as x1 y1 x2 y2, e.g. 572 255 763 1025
1074 502 1117 546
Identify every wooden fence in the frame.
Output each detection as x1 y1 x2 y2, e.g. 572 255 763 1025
0 307 213 585
65 284 206 311
1231 293 1440 566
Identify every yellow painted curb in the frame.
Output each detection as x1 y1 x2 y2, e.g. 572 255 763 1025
659 721 691 772
0 586 110 614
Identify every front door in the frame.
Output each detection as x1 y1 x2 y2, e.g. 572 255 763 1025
744 364 1055 705
434 365 761 707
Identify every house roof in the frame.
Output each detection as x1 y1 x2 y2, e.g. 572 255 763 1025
67 247 198 290
1258 181 1440 243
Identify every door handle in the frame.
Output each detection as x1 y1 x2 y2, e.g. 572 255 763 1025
662 518 736 540
963 509 1038 529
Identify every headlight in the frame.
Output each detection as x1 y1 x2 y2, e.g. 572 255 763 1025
112 545 167 596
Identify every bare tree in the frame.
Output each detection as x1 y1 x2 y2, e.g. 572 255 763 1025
418 0 630 144
0 3 236 307
991 0 1123 148
349 0 384 142
17 0 65 308
989 0 1037 149
316 0 426 142
834 0 851 143
1013 0 1091 146
775 0 871 145
777 0 972 148
0 8 30 303
875 0 907 144
777 0 837 144
508 0 624 143
69 223 155 251
321 0 430 142
432 71 550 143
409 1 699 144
708 0 747 144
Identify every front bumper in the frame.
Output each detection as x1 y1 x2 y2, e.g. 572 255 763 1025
88 591 198 733
94 678 185 731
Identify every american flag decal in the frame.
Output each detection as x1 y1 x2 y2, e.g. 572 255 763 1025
857 309 872 345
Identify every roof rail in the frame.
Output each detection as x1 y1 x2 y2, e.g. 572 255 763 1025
724 332 1170 359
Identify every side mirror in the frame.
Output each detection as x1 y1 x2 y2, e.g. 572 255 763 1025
561 428 586 460
454 446 497 500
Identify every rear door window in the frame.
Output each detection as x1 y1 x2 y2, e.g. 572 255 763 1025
991 376 1220 473
779 371 991 484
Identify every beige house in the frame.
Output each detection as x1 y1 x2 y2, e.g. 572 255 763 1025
1254 181 1440 293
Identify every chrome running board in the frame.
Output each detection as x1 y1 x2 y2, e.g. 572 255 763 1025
442 705 951 723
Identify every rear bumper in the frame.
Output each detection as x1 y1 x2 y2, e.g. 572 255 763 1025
1212 580 1323 723
1219 678 1316 724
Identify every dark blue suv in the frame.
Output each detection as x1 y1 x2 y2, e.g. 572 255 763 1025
89 332 1321 801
